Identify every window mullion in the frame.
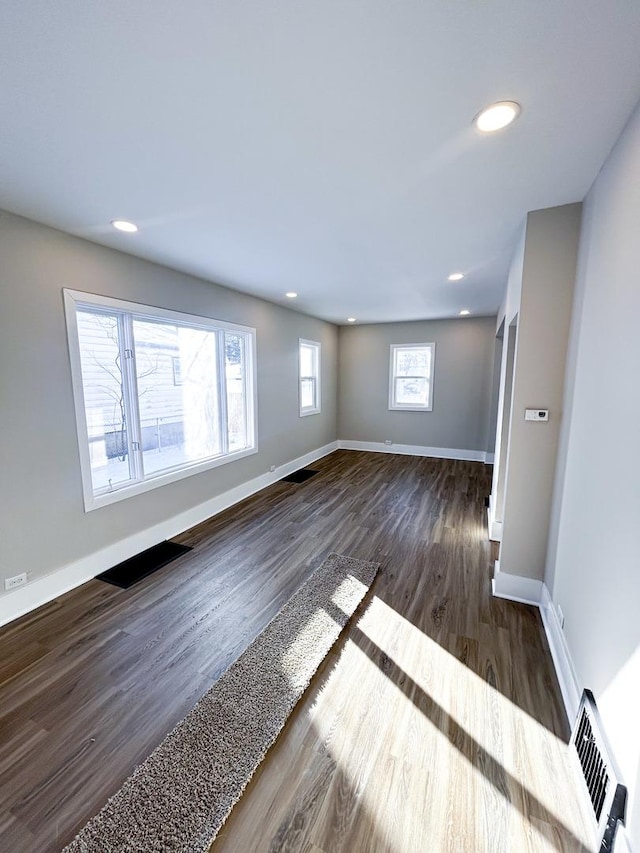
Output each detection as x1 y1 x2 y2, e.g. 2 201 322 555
121 314 144 482
218 331 229 455
312 349 318 409
244 334 254 446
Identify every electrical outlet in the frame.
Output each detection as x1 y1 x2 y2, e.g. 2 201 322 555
269 464 276 473
525 408 549 422
5 572 27 592
384 439 393 446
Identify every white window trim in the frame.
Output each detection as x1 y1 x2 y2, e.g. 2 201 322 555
388 342 435 411
298 338 321 417
63 289 258 512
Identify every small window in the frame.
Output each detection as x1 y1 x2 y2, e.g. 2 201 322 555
299 339 321 416
64 289 257 510
389 343 435 411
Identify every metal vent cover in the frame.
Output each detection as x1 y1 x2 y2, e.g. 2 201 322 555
571 689 627 852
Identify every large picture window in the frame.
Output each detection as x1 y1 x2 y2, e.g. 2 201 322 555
389 343 435 411
299 339 321 416
64 290 257 510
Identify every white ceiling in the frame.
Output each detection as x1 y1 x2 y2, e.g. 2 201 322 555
2 1 640 325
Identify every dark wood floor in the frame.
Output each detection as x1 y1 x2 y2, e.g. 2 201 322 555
0 451 593 852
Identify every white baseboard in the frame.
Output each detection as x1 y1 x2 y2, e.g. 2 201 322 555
493 575 636 850
539 584 581 724
338 439 487 463
491 559 543 605
491 564 582 728
0 441 339 629
486 494 502 541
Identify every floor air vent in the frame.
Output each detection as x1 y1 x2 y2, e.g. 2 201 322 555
571 689 627 852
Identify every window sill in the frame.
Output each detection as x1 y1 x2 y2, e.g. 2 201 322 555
388 405 433 412
83 445 258 512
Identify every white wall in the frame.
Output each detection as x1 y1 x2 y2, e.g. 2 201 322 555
0 211 338 613
489 228 525 536
485 330 503 458
545 100 640 850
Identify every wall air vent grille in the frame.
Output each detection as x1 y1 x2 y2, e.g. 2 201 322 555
570 689 627 853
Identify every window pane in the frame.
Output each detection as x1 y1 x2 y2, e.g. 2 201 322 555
133 319 221 475
225 333 248 451
300 344 314 377
76 310 133 492
395 377 429 407
395 347 430 377
300 377 315 409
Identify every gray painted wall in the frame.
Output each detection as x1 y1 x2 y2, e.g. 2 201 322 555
498 203 582 582
0 211 337 591
545 101 640 849
338 317 496 452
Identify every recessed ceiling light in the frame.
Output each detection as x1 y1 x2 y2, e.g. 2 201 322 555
285 292 298 298
448 272 465 282
111 219 138 233
347 317 356 323
459 309 471 316
474 101 521 133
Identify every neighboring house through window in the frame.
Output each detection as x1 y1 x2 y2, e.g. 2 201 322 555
299 339 321 416
389 343 435 411
171 356 182 386
64 289 257 510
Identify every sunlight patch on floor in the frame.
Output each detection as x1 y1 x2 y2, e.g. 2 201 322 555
308 638 409 853
307 595 595 852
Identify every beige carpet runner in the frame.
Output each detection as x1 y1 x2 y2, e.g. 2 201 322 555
64 553 379 853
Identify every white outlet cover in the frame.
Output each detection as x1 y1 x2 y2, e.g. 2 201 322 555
524 408 549 422
4 572 27 591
